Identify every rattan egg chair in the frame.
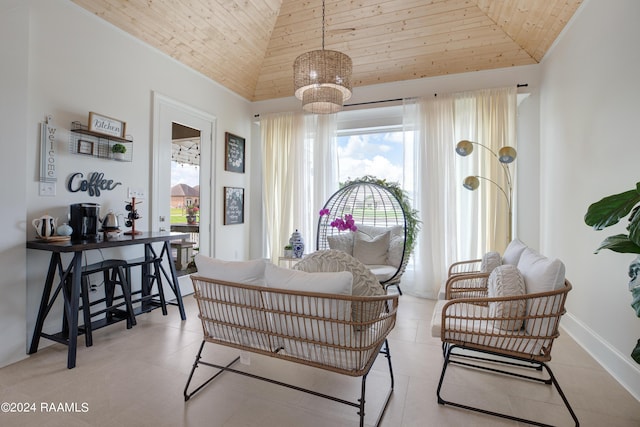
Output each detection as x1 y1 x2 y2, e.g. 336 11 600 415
316 179 409 294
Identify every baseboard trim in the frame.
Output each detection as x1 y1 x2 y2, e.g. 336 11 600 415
561 312 640 401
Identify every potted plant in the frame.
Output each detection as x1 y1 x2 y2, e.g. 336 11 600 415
284 244 293 258
111 143 127 160
584 181 640 363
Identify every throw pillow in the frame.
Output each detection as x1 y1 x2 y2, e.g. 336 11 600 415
502 238 528 266
481 251 502 274
353 230 390 265
327 233 355 256
387 235 405 268
487 265 526 330
517 248 566 337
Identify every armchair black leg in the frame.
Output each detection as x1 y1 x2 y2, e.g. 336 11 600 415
437 344 579 427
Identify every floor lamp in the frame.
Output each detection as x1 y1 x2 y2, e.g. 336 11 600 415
455 140 516 242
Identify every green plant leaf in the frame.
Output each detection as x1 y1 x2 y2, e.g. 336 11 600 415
584 184 640 230
594 234 640 254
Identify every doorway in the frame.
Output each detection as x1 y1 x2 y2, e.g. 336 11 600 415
152 93 216 295
170 123 201 275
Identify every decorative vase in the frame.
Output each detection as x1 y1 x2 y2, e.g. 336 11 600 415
186 214 197 225
56 222 73 236
289 229 304 258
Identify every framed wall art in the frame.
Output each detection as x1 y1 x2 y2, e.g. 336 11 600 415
77 139 94 155
88 111 126 138
224 186 244 225
224 132 245 173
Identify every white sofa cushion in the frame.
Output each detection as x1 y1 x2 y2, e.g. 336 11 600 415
194 254 266 286
481 251 502 273
502 238 528 266
264 263 353 348
353 230 390 265
487 265 526 330
193 255 269 348
327 233 355 256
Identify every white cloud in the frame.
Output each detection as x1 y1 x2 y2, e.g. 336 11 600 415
339 155 403 184
171 162 200 187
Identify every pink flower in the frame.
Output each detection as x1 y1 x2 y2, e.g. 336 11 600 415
319 208 330 216
328 214 358 232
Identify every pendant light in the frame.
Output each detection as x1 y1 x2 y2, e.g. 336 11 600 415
293 0 352 114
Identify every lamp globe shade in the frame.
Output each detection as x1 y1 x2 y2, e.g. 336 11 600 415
463 176 480 190
498 146 517 163
455 140 474 156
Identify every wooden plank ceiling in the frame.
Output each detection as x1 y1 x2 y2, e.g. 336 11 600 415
71 0 582 102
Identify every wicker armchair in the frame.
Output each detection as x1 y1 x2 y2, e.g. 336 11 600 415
431 277 579 426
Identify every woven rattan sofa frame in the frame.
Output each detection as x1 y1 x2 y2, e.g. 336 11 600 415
184 275 399 427
316 181 409 294
436 279 579 426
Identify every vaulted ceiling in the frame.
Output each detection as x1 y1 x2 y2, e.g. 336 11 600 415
71 0 582 102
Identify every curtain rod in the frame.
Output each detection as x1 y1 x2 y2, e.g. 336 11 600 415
344 84 528 105
255 84 529 117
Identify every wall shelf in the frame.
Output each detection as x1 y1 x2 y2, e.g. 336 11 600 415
69 121 133 162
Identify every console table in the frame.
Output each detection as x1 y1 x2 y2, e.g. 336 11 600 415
27 231 188 369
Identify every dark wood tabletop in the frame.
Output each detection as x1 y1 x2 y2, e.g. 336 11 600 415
27 231 189 252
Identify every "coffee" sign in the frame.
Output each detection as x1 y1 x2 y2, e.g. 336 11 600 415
67 172 122 197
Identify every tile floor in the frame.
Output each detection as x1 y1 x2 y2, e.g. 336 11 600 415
1 292 639 426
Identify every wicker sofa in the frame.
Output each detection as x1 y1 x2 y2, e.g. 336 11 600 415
184 253 399 427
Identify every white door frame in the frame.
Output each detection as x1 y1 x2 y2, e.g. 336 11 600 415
151 92 216 257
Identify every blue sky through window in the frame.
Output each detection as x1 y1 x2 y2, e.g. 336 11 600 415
337 131 404 184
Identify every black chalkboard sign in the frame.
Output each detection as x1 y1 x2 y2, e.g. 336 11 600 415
224 186 244 225
224 132 245 173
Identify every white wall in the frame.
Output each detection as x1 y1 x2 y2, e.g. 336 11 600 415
540 0 640 398
0 0 29 367
0 0 255 368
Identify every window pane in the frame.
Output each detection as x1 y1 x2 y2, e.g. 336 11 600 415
337 131 404 184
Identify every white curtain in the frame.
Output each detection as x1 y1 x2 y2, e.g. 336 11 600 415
404 87 517 298
261 112 338 264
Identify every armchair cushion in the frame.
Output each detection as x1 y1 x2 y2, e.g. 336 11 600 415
487 265 526 330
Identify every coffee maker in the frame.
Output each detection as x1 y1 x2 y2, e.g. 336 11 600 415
70 203 100 241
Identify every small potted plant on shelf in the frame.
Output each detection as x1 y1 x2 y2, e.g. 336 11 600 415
111 143 127 160
284 244 293 258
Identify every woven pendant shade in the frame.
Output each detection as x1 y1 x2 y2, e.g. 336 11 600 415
293 1 353 114
294 49 352 114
